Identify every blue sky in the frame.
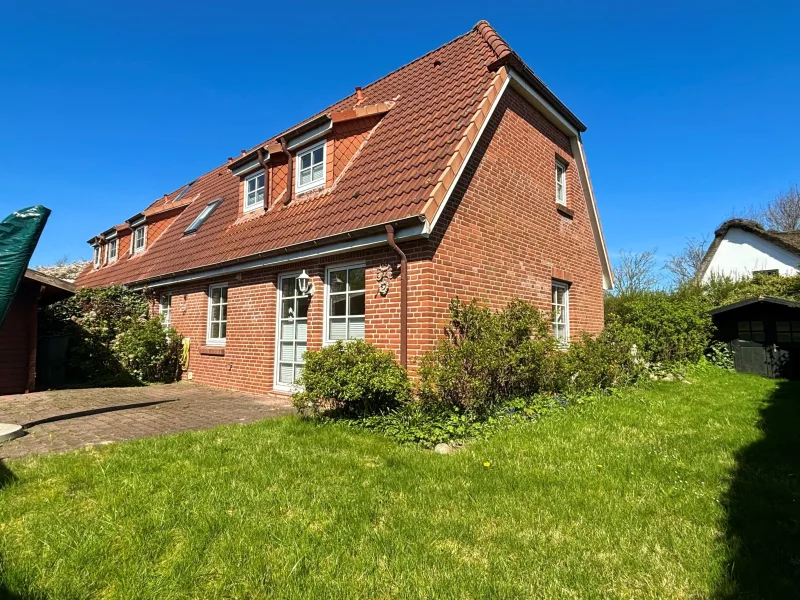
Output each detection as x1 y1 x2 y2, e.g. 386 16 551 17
2 1 799 272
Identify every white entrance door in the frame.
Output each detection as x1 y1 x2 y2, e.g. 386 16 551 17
275 274 310 391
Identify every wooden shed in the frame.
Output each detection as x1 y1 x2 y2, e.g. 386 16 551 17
710 296 800 379
0 269 75 394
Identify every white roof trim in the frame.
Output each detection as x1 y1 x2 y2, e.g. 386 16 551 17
425 73 511 235
426 69 613 289
287 120 333 151
136 221 426 290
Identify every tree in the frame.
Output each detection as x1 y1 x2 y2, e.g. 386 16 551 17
612 249 659 296
664 235 709 287
34 256 91 281
757 185 800 231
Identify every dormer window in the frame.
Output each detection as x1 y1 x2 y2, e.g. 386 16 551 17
296 141 326 193
93 245 102 268
244 171 265 213
106 238 118 263
133 226 146 253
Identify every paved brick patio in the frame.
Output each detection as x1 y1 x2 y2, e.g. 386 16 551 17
0 384 294 459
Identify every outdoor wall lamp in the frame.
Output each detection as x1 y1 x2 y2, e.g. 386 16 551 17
297 269 314 296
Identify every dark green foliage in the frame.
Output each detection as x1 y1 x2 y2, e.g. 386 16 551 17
693 272 800 307
39 286 181 386
113 318 183 383
417 298 560 411
349 392 588 447
705 341 735 371
293 340 411 416
606 292 714 364
562 316 647 391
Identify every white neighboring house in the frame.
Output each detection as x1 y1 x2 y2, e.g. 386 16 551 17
699 219 800 282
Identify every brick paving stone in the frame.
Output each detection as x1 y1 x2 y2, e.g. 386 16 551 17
0 383 294 459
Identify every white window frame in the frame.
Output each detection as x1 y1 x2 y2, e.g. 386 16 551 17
105 238 118 263
552 281 570 346
206 284 228 346
295 141 326 193
93 245 102 268
274 272 310 392
159 293 172 327
323 262 366 345
243 170 265 213
555 159 567 206
132 226 147 253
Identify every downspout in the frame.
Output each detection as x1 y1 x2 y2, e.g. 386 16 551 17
280 136 293 206
385 224 408 368
256 148 270 208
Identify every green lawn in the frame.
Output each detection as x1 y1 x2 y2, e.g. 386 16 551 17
0 369 797 599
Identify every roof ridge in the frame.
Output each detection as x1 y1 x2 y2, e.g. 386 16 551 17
474 20 512 59
120 26 485 230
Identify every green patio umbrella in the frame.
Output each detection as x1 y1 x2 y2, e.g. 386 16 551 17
0 205 51 328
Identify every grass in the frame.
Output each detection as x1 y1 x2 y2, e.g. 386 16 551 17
0 369 796 599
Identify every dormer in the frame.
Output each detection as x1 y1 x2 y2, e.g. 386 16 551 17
228 100 393 216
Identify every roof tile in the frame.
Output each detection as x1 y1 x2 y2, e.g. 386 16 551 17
76 23 513 287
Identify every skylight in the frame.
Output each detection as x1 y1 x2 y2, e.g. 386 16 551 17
173 180 196 203
184 198 222 235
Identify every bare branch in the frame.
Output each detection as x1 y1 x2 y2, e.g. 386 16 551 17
761 184 800 231
664 236 709 287
612 249 659 296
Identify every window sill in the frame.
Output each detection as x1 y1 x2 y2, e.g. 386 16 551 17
295 182 325 196
200 345 225 356
556 204 574 219
243 203 264 214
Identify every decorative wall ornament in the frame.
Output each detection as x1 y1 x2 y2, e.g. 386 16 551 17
375 264 392 296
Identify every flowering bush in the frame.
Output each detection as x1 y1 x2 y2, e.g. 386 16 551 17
40 286 181 386
113 318 182 383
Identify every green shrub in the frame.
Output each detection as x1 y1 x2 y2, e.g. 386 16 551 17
706 341 735 371
350 391 601 447
417 298 560 412
113 318 183 383
39 285 181 386
562 316 647 391
606 292 714 364
294 340 411 416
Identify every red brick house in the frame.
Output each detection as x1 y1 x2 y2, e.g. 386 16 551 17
76 21 613 395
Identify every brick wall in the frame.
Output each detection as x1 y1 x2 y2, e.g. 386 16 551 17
152 242 432 395
0 279 37 394
422 87 605 347
147 87 604 394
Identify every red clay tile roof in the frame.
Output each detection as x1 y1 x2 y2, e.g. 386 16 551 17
76 22 570 288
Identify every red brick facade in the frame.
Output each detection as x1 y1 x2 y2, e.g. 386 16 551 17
148 87 604 395
0 279 38 395
78 23 611 395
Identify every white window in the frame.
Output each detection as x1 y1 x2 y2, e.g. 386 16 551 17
555 160 567 206
296 142 326 193
133 226 147 253
552 281 569 345
325 264 365 343
244 171 265 212
93 245 102 268
105 238 118 263
159 293 172 327
275 274 310 389
206 284 228 345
